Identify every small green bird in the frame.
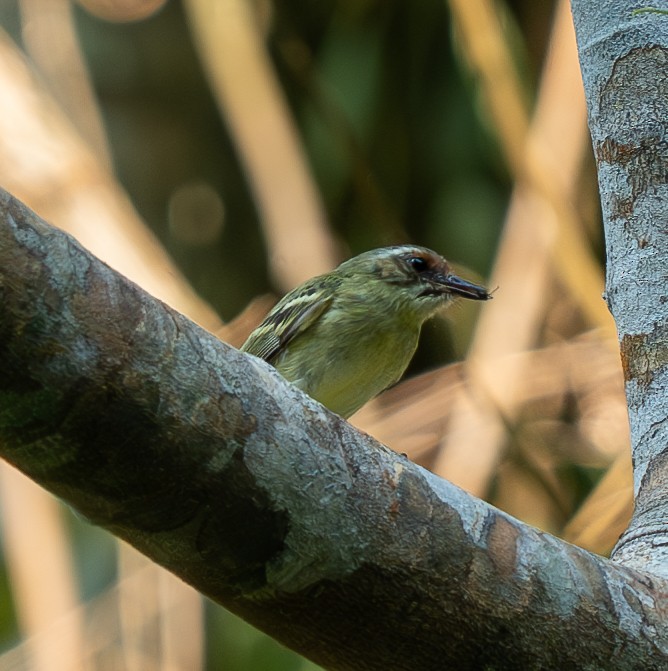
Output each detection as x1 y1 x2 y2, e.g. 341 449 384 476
242 245 491 418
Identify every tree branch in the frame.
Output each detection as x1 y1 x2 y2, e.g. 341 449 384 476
1 189 667 668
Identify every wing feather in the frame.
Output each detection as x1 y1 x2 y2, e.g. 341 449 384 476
241 279 336 363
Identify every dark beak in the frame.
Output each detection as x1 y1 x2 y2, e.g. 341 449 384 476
438 273 491 300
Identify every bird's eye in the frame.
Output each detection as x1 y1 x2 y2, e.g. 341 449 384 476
406 256 429 273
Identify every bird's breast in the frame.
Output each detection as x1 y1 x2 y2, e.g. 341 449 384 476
275 309 420 417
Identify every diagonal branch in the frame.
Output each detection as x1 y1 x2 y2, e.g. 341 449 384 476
1 189 667 669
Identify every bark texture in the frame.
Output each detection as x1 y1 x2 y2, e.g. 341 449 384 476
1 190 667 669
571 0 668 579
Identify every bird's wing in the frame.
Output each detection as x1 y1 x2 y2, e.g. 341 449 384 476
241 281 335 363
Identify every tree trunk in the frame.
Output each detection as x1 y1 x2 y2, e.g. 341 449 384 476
571 0 668 579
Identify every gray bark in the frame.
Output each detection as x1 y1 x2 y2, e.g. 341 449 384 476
1 184 667 670
571 0 668 579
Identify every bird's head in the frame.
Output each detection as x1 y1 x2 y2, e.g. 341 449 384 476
336 245 491 318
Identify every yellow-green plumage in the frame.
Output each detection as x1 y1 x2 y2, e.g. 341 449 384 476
241 245 490 418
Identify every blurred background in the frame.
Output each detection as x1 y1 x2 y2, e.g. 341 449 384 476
0 0 632 669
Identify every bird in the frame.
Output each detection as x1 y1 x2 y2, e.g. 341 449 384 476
241 245 491 418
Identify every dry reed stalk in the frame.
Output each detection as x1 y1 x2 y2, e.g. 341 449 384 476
433 0 609 500
184 0 339 291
